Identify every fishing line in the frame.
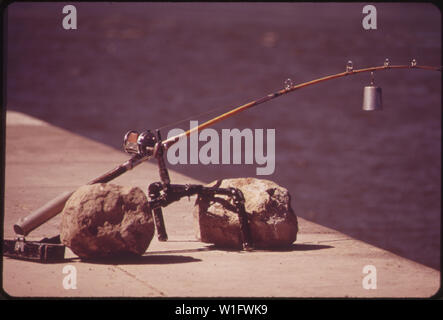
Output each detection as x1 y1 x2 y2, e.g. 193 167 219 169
156 60 441 137
163 60 441 148
155 103 236 132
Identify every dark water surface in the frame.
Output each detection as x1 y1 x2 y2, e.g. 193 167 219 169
5 3 441 269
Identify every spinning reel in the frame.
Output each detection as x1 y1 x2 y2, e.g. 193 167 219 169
123 130 158 157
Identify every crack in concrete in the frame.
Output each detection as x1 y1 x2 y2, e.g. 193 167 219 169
114 265 167 297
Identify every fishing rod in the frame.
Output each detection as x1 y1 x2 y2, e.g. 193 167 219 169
13 60 442 240
162 60 441 148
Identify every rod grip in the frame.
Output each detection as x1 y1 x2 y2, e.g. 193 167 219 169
13 191 73 236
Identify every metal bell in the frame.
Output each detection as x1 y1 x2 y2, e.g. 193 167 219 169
362 72 382 111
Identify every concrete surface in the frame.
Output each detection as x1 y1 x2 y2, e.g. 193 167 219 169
2 111 440 298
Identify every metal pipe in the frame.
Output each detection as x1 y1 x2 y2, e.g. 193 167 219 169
13 154 146 236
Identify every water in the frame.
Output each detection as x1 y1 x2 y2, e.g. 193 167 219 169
5 3 441 269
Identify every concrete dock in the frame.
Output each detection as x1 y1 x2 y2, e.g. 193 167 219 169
2 111 440 298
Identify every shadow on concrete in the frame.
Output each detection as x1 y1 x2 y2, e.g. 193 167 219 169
3 256 79 265
146 246 214 255
205 243 333 252
81 254 202 265
3 253 202 265
2 242 333 266
289 243 334 251
252 243 334 252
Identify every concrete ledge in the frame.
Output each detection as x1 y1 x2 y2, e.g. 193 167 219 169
2 111 440 298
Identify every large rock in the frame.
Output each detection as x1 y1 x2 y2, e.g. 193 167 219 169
194 178 298 249
60 183 154 259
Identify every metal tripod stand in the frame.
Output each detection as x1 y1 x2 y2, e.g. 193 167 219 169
146 130 253 250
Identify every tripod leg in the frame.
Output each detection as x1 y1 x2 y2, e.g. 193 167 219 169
201 186 254 250
152 207 168 241
236 202 253 251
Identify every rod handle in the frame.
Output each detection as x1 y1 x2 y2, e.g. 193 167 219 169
12 157 138 236
13 191 73 236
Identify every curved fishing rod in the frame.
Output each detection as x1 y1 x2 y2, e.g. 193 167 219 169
13 61 442 236
162 62 441 149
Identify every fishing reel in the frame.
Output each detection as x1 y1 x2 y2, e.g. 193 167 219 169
123 129 158 157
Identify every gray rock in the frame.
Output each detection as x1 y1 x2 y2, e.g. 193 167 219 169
194 178 298 249
60 183 154 259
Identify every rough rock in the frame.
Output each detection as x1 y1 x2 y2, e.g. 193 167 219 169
60 183 154 259
194 178 298 249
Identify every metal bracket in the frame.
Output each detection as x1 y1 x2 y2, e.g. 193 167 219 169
147 130 253 250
